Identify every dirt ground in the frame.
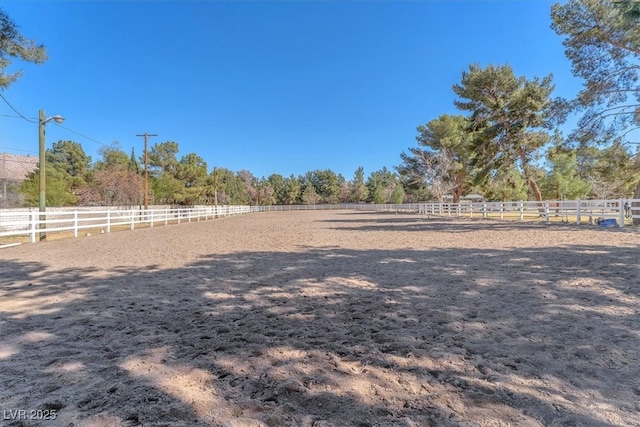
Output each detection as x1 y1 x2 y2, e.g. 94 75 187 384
1 211 639 427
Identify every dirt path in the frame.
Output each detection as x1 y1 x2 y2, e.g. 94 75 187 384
1 211 639 426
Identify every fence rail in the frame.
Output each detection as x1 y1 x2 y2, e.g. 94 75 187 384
1 198 638 245
404 199 640 225
252 199 640 226
0 205 251 243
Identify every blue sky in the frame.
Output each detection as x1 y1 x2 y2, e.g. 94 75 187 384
0 0 581 180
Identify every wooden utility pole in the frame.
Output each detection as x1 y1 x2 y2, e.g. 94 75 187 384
136 132 158 210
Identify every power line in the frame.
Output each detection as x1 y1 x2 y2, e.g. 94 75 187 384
0 114 34 120
0 94 117 173
0 93 109 147
53 123 110 147
0 146 38 155
0 93 37 124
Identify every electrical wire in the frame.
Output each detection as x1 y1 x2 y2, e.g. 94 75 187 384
0 93 37 124
0 146 38 155
0 114 31 120
0 93 109 149
53 123 110 147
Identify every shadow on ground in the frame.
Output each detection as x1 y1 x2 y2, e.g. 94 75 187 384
322 211 638 234
1 239 639 426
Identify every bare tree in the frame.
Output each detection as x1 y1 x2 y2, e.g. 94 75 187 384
95 169 144 206
588 175 627 200
400 148 458 202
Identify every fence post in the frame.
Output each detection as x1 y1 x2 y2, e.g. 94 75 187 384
483 202 487 219
544 201 550 224
29 208 36 243
619 198 625 227
188 209 192 222
150 209 154 228
73 210 79 238
576 199 581 225
107 209 111 233
130 210 135 230
519 201 524 221
165 208 169 226
500 202 504 220
470 203 473 219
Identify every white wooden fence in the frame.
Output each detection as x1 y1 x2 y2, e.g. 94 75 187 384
398 198 639 226
1 198 638 245
0 205 251 244
251 199 640 226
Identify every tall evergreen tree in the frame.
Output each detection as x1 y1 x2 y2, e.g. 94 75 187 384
350 166 369 203
20 165 77 207
301 173 320 205
46 140 92 188
129 148 141 174
366 167 397 204
453 64 557 201
95 143 130 171
591 141 640 198
283 175 302 205
551 0 640 143
390 183 405 204
551 0 640 222
483 167 528 202
542 146 591 200
147 141 180 176
177 153 207 188
399 115 474 203
0 8 47 88
310 169 344 204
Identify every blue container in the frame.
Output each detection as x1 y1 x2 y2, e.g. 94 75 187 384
599 219 617 227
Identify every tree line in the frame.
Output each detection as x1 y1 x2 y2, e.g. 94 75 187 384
397 64 639 204
18 140 406 206
16 125 636 208
394 1 640 207
2 0 640 213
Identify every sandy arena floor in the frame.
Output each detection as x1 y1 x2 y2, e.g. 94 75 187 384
1 210 639 427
